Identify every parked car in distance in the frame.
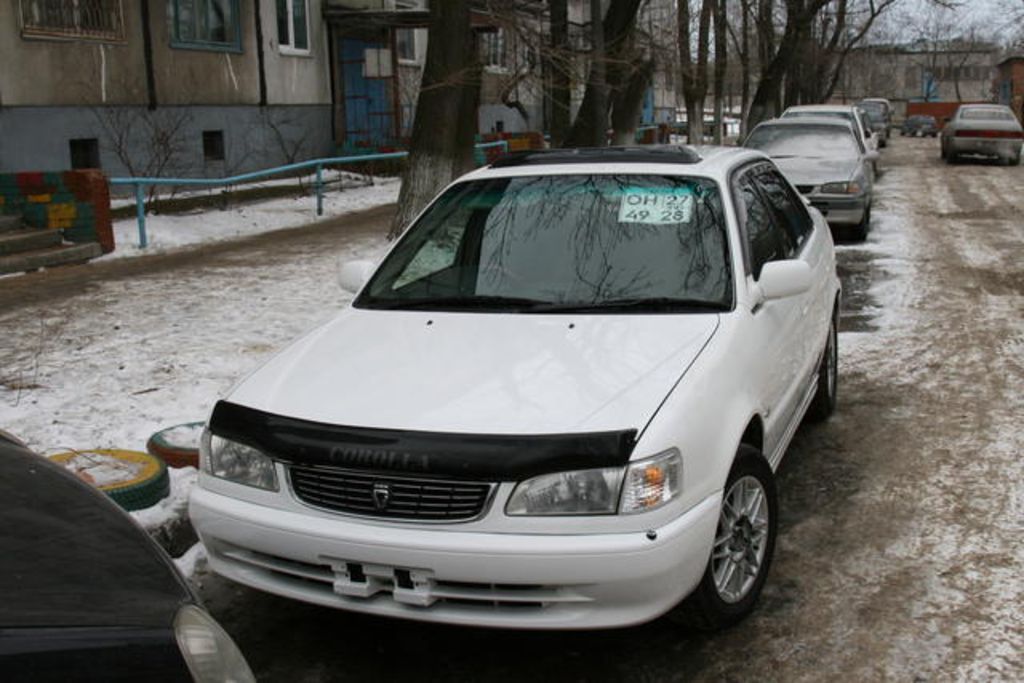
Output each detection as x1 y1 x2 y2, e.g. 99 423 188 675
901 115 939 137
857 99 892 147
941 104 1023 165
781 104 878 155
191 145 842 632
743 117 877 240
0 432 254 683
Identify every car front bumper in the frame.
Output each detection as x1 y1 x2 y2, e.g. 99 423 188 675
808 195 868 227
190 486 721 630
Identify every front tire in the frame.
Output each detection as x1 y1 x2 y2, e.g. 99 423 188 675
806 308 838 422
671 446 778 632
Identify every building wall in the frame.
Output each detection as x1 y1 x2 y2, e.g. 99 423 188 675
996 59 1024 121
837 45 997 117
261 0 333 106
0 1 333 177
0 1 149 106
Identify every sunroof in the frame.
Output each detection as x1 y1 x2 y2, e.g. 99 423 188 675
490 146 702 168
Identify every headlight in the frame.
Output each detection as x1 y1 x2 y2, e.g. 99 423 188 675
505 450 683 516
506 467 622 515
619 449 683 514
174 604 255 683
819 181 863 195
202 431 278 491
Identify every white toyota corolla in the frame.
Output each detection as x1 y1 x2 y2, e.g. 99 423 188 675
191 146 841 630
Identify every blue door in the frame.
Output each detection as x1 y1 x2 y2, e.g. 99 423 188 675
339 38 395 150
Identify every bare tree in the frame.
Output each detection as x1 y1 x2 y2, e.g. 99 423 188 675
679 0 714 143
390 0 481 240
712 0 728 143
94 107 192 204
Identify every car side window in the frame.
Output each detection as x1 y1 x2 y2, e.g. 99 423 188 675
735 169 787 280
756 167 812 252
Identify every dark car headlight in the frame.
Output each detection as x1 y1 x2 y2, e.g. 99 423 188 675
174 605 255 683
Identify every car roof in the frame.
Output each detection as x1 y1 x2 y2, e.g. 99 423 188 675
784 104 858 113
0 439 193 628
465 145 767 183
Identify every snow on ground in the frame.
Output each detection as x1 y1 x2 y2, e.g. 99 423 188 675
173 540 207 578
132 466 198 532
105 175 399 258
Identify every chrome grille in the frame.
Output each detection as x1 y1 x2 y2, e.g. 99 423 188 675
289 465 494 521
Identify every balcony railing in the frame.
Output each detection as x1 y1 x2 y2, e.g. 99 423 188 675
19 0 125 41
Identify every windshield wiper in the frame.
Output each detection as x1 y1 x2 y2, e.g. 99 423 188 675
531 297 729 313
367 295 553 311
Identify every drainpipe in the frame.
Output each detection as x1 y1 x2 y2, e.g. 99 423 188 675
254 0 268 106
140 0 158 109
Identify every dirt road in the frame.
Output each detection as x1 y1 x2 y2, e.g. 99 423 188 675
2 138 1020 680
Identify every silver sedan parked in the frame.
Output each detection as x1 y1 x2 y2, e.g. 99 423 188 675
941 104 1023 165
743 117 878 240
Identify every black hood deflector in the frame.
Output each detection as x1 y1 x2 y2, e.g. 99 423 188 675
208 400 637 481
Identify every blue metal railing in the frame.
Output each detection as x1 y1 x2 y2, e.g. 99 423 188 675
109 141 509 248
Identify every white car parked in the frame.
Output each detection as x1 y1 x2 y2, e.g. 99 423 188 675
191 146 841 631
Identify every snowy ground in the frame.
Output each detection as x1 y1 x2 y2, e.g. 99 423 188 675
106 173 399 257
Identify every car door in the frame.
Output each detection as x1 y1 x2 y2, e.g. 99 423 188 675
754 165 831 427
733 163 808 458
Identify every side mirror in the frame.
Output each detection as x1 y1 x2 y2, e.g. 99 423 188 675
865 150 881 162
757 260 813 301
338 259 375 294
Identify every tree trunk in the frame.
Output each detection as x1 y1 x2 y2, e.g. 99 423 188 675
746 0 832 132
389 1 479 240
610 58 655 145
679 0 714 144
564 0 643 147
548 0 571 146
712 0 727 144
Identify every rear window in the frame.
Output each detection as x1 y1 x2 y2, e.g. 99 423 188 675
745 124 860 157
960 108 1015 121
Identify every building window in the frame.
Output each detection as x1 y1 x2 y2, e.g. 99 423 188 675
171 0 241 51
276 0 308 53
19 0 125 42
202 130 225 162
69 138 100 169
480 28 507 70
396 28 417 62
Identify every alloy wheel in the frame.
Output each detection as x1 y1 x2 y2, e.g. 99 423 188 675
712 475 770 603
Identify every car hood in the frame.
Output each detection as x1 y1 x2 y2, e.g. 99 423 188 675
227 308 720 434
772 155 860 186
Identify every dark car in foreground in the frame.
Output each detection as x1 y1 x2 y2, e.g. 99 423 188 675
0 431 253 683
901 115 938 137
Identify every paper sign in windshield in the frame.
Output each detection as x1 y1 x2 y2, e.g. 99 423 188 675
618 189 694 224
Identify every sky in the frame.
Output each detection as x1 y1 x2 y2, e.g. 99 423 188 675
883 0 1023 44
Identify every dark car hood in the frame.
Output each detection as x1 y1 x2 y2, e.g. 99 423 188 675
0 440 192 629
771 155 860 186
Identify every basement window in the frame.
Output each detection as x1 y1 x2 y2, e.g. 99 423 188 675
203 130 225 162
69 138 101 169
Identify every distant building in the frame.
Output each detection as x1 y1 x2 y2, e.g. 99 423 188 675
833 41 999 117
0 1 334 177
995 56 1024 122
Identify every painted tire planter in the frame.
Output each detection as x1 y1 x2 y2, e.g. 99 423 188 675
49 449 170 512
146 422 204 469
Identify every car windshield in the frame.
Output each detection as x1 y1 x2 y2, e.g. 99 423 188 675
745 125 860 158
357 174 732 313
960 108 1015 121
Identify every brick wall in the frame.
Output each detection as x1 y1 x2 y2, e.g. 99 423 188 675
0 170 114 253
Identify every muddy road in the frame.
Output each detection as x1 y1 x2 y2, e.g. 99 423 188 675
2 137 1021 680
